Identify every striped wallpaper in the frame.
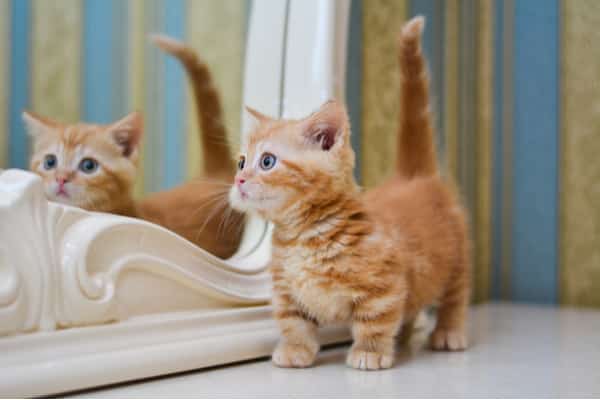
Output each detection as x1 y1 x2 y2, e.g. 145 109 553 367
0 0 246 194
1 1 599 308
362 0 600 307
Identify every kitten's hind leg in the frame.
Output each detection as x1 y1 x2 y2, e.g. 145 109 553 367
347 294 405 370
430 267 470 351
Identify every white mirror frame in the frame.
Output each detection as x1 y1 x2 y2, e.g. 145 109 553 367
0 0 350 396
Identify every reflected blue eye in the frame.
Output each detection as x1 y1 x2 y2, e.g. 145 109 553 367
79 158 99 174
43 154 57 170
238 156 246 170
259 153 276 171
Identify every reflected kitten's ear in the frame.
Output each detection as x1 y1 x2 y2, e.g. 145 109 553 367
245 106 273 124
301 100 349 151
108 111 143 157
22 111 60 139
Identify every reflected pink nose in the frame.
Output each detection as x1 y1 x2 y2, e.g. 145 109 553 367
236 178 246 185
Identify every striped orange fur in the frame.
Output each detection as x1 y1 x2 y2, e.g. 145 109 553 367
229 16 471 370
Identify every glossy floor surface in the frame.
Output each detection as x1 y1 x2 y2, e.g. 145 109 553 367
73 303 600 398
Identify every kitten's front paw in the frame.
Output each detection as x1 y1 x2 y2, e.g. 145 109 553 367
272 341 317 368
346 348 394 370
429 328 468 351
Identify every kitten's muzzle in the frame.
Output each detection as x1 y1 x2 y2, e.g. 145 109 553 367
56 178 71 197
236 180 248 199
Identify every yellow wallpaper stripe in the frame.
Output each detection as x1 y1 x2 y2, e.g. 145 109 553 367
31 0 81 123
129 0 146 197
474 0 493 302
186 0 245 179
0 1 9 168
185 1 203 178
361 0 408 188
444 0 459 180
560 0 600 307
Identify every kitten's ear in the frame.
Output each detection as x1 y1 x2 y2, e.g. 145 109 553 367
108 111 143 157
22 111 60 138
301 100 349 151
245 106 273 124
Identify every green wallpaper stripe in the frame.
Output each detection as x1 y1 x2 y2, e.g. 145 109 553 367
560 0 600 307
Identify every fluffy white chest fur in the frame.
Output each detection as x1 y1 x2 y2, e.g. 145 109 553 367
280 246 353 324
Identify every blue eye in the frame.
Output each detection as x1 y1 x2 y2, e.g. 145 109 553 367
259 153 276 171
238 156 246 170
79 158 99 174
43 154 57 170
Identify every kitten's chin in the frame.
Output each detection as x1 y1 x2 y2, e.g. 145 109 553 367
228 187 282 219
46 185 86 209
228 187 251 213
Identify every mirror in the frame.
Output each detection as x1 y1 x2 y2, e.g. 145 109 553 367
0 0 251 259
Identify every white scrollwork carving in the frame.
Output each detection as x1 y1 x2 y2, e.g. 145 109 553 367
0 169 272 334
0 170 58 334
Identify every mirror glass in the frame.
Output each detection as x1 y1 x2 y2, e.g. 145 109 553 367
0 0 250 259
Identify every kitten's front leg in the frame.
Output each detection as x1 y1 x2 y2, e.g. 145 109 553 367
348 294 405 370
271 267 319 368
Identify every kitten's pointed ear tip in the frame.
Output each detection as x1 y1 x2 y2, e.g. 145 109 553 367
323 99 345 111
319 99 349 119
22 110 36 122
244 105 259 115
132 111 144 132
245 105 271 122
122 111 143 125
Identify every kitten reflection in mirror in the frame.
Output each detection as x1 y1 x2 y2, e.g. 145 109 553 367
24 111 142 215
229 16 470 370
23 36 243 259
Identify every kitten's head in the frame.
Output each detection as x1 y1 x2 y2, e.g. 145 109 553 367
23 111 143 211
229 100 356 222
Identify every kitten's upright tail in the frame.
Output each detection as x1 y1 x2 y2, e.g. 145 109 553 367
397 16 438 178
151 34 233 176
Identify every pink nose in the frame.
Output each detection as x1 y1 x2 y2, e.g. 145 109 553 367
236 178 246 185
57 178 67 187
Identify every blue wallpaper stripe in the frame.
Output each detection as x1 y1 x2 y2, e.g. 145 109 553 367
8 0 30 169
83 0 128 123
162 0 186 189
347 0 362 183
511 0 559 303
492 0 506 299
83 0 114 123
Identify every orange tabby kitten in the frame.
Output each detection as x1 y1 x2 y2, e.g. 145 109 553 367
24 36 242 258
24 110 142 216
228 16 471 370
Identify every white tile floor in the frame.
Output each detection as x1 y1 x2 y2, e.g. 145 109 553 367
74 303 600 398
